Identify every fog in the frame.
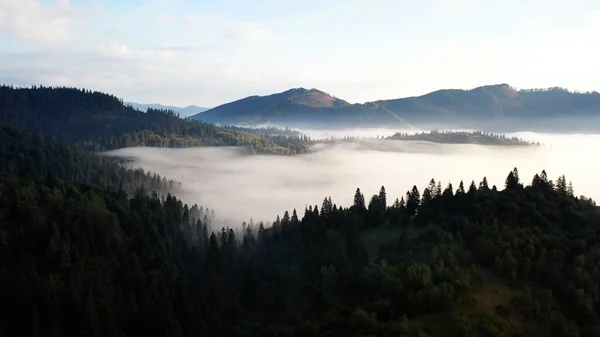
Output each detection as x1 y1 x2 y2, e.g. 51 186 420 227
105 130 600 225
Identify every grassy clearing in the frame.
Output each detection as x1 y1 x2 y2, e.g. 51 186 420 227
416 268 536 337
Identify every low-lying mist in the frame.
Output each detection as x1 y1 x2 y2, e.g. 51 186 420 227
105 131 600 225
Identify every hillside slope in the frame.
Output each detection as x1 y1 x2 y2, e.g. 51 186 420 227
192 87 410 128
191 84 600 131
0 85 304 154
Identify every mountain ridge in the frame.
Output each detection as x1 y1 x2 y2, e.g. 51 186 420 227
126 102 209 117
191 84 600 131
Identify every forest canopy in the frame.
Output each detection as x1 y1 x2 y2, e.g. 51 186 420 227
0 85 599 337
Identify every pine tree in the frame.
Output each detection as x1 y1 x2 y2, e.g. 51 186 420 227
368 194 380 213
227 228 236 247
257 222 266 243
468 180 477 195
406 185 420 216
427 179 437 199
479 177 489 191
282 211 291 227
378 186 387 210
567 181 574 197
220 227 227 248
321 197 333 217
457 180 465 194
505 167 522 189
556 175 567 194
353 188 366 210
443 182 453 197
540 169 548 182
422 187 432 204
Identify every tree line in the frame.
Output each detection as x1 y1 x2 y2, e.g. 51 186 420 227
0 85 308 155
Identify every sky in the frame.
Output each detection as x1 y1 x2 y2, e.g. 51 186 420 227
1 0 599 107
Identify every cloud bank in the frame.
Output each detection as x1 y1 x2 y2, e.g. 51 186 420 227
105 131 600 225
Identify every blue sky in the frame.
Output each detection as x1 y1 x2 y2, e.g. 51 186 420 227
0 0 599 107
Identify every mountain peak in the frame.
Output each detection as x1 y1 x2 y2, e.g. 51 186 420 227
286 88 346 108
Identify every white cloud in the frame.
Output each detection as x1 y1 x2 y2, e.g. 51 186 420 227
0 0 599 107
0 0 83 44
182 13 280 45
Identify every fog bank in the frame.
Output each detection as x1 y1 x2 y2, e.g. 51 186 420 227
106 133 600 224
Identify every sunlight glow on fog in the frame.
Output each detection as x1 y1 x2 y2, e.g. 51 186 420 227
105 131 600 225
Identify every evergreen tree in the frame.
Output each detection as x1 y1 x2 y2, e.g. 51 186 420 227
567 181 574 197
468 180 477 195
479 177 489 191
422 187 432 205
443 182 454 197
556 175 567 194
506 167 521 189
353 188 366 210
457 180 465 194
406 185 421 216
379 186 387 210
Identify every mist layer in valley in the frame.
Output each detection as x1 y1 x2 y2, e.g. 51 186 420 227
105 130 600 225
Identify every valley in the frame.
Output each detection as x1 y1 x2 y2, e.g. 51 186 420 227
3 0 599 335
1 85 599 337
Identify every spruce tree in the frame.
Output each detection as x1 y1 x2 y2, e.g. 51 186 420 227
378 186 387 210
353 188 366 210
406 185 421 216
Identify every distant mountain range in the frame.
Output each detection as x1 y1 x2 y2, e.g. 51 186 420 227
189 84 600 132
126 102 209 117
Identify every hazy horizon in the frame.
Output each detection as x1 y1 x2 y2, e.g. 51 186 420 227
2 0 599 106
105 130 600 226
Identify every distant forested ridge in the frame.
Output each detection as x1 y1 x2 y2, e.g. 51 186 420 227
125 102 209 117
221 125 311 155
191 84 600 132
387 130 539 146
313 130 538 147
0 85 306 154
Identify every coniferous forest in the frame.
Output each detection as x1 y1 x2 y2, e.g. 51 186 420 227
1 86 600 337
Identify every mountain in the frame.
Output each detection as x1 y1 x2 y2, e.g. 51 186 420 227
191 84 600 132
191 87 411 128
376 84 600 131
125 102 209 117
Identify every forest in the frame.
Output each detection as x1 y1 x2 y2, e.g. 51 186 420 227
387 130 539 146
1 86 600 337
0 86 306 155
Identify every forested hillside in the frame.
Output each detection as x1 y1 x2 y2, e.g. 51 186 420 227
0 85 305 154
0 120 219 337
0 123 178 193
2 85 600 337
2 128 600 336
